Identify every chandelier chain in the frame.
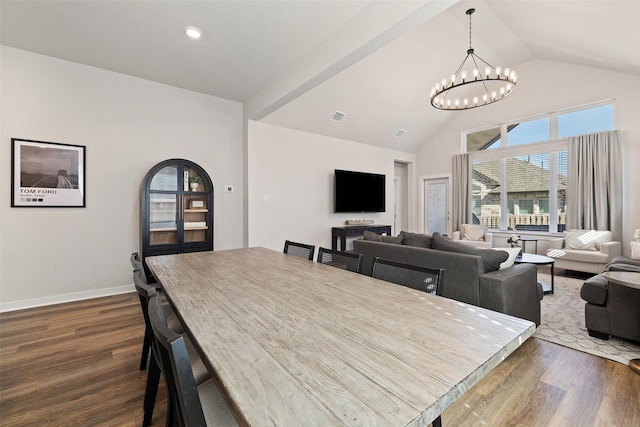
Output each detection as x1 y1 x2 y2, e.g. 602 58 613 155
469 10 472 50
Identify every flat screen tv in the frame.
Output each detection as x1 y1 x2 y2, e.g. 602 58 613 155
334 169 385 213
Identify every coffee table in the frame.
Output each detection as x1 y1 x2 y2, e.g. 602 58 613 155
514 253 555 294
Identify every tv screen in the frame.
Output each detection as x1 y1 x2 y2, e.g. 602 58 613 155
334 169 385 213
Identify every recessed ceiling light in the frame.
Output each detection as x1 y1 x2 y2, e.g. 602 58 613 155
184 26 202 39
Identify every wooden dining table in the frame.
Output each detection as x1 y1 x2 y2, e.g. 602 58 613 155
146 247 535 427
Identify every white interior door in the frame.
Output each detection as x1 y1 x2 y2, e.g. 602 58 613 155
423 177 450 235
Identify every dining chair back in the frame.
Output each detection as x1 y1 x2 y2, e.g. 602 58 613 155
130 252 144 272
148 294 206 427
283 240 316 260
131 251 159 286
317 247 364 274
148 295 238 427
371 257 444 296
134 269 157 371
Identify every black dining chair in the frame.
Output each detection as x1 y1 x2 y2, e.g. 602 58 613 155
283 240 316 261
134 271 209 426
148 294 238 427
371 257 444 296
317 247 364 274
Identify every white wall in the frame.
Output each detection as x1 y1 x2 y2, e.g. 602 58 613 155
0 46 244 311
416 59 640 256
248 121 415 251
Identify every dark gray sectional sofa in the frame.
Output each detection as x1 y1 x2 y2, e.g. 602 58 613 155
353 231 543 325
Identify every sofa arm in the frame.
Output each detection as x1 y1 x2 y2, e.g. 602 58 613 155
484 233 493 246
452 231 462 241
580 274 608 305
600 241 621 262
479 263 541 325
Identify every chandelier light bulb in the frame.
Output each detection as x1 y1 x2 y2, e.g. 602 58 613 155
184 26 203 39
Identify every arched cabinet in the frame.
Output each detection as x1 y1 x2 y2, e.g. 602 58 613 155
141 159 213 275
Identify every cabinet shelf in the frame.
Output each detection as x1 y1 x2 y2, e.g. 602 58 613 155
151 227 178 232
184 226 208 231
184 209 208 213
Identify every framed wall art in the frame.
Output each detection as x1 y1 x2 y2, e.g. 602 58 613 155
11 138 86 207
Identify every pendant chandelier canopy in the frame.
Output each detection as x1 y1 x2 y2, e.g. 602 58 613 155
430 8 517 111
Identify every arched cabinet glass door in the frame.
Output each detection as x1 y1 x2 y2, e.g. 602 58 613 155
141 159 214 264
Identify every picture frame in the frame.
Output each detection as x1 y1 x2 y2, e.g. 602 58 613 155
190 199 205 209
11 138 86 207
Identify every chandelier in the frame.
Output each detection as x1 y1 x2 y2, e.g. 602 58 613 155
430 8 516 110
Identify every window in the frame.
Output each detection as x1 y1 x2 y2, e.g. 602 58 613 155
558 104 613 138
465 102 610 233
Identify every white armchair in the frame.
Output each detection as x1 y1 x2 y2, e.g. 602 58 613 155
546 229 621 274
452 224 493 249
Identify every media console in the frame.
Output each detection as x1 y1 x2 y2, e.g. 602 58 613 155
331 224 392 251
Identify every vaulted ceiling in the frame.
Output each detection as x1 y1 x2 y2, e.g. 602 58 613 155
2 0 638 152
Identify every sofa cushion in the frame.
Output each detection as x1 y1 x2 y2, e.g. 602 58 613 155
564 229 613 251
565 230 597 251
432 232 507 272
399 231 432 248
550 249 609 263
491 247 521 270
461 224 485 241
362 230 403 244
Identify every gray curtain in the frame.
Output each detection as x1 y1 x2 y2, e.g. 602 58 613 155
567 130 622 242
452 153 469 231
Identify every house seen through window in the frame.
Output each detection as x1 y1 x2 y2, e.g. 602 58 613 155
465 102 613 233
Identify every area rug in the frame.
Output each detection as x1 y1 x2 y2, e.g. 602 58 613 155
533 272 640 365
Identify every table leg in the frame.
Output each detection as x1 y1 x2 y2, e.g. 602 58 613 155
550 262 554 294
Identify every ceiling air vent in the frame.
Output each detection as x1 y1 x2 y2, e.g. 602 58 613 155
393 129 406 138
331 111 346 122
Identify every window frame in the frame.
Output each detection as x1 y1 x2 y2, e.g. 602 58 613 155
463 100 613 234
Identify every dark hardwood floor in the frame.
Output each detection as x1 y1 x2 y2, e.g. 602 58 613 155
1 292 638 426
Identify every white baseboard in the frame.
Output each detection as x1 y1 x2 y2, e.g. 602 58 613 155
0 285 135 313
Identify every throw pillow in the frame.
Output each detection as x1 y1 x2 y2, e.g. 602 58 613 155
362 231 402 244
399 231 432 248
491 247 521 270
564 230 597 251
631 241 640 260
363 231 382 241
432 232 507 272
462 224 485 241
380 234 403 244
